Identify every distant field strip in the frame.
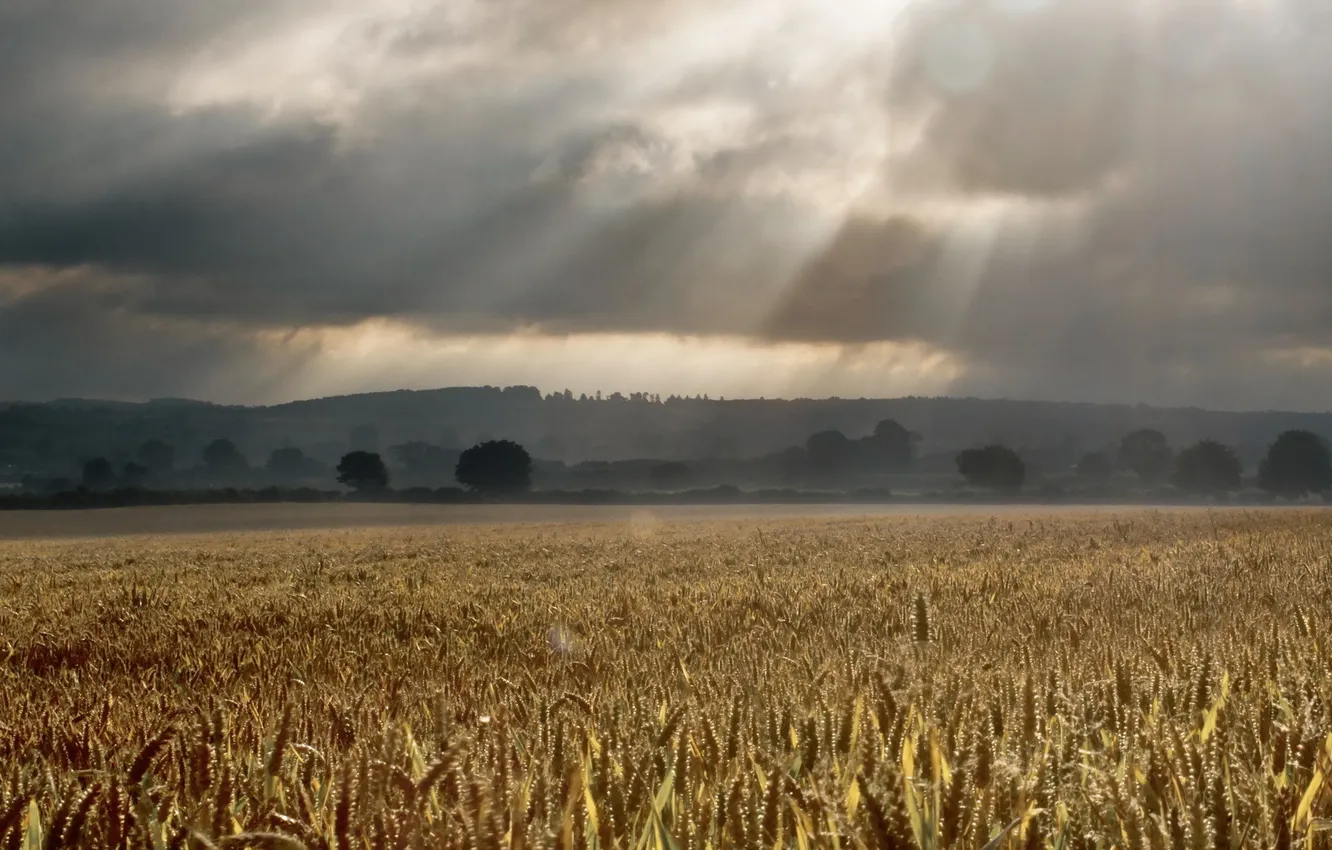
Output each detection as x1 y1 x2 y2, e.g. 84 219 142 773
0 501 1240 539
0 511 1329 847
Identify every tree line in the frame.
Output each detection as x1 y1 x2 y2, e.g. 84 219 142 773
74 438 537 497
62 422 1332 501
956 428 1332 497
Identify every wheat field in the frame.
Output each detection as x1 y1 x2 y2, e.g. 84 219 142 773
0 510 1330 849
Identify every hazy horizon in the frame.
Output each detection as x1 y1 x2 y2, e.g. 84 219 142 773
4 0 1332 409
11 383 1332 419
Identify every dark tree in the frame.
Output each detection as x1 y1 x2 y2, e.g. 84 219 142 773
81 457 115 490
122 461 149 488
203 439 247 474
337 451 390 492
455 440 533 495
1173 440 1242 493
805 430 853 474
1118 429 1174 483
861 419 918 472
956 445 1026 491
267 447 324 481
1258 430 1332 498
649 461 693 490
1076 451 1114 482
135 440 175 476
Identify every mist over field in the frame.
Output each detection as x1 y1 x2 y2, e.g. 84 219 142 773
2 387 1332 503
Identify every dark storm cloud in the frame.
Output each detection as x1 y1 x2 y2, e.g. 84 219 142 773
5 0 1332 407
0 117 810 335
749 0 1332 407
0 0 827 342
0 267 319 400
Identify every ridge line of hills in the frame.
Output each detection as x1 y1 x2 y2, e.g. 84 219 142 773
16 387 1332 420
5 387 1332 488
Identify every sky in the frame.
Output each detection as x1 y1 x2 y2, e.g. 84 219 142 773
2 0 1332 409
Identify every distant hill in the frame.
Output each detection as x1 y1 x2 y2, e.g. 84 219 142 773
3 386 1332 475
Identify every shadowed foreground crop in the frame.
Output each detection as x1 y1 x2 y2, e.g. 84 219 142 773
1 511 1331 848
